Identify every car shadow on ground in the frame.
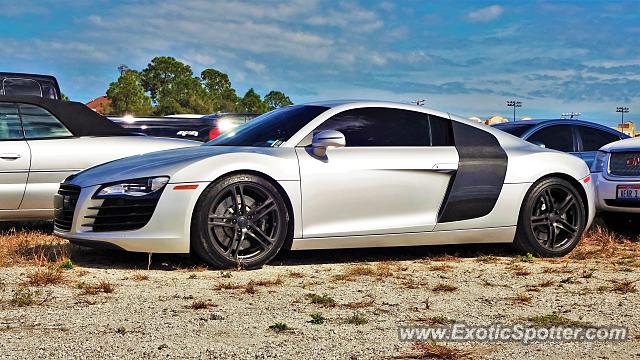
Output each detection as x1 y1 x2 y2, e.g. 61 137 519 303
1 221 521 271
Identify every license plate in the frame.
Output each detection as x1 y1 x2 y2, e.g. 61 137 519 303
617 185 640 200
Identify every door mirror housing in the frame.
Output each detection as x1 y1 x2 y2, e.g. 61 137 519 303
311 130 346 157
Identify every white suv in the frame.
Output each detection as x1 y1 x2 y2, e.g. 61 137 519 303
591 137 640 234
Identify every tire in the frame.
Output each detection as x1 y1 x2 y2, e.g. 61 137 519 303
601 212 640 236
513 177 586 257
191 173 289 269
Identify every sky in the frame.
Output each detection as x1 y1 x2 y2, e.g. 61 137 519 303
1 0 639 126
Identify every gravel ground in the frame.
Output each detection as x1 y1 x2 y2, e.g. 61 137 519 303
0 241 639 359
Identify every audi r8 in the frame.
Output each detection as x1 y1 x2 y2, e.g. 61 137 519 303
54 101 595 268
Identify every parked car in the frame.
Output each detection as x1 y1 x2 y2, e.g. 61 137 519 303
1 72 62 99
109 113 260 142
0 95 197 221
55 101 594 268
591 137 640 234
492 119 628 167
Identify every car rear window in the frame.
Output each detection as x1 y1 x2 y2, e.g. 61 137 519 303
492 123 535 137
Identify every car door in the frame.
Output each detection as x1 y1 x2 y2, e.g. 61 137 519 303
575 125 623 168
295 107 458 238
526 124 578 156
17 103 78 211
0 102 31 210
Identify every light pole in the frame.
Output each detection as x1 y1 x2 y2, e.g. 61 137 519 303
616 106 629 127
561 112 581 119
507 100 522 122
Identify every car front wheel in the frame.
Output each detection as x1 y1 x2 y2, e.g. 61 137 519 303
514 177 586 257
192 173 289 269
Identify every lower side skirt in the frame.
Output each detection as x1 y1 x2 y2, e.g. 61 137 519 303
290 226 516 250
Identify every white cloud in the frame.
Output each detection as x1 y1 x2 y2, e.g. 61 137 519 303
244 60 267 75
466 5 504 23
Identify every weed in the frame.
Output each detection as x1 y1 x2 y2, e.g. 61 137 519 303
288 271 303 278
517 253 535 263
308 312 325 325
58 258 74 270
188 274 197 279
345 313 368 325
429 264 453 272
220 271 232 278
306 293 336 307
115 326 127 335
345 297 375 309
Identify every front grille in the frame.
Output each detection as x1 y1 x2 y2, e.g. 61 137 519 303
53 184 81 232
83 197 160 232
609 152 640 177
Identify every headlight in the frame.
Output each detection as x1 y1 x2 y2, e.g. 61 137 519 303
94 176 169 198
591 151 608 173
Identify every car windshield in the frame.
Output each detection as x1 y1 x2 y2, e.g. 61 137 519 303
206 105 328 147
492 123 536 137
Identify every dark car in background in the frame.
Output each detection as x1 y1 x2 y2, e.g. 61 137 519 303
0 72 62 100
493 119 629 167
109 113 260 142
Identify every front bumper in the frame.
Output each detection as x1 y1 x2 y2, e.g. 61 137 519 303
54 183 208 253
592 172 640 214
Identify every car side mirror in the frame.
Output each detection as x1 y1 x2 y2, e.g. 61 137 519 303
531 141 546 148
311 130 346 157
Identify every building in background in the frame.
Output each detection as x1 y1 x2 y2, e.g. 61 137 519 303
615 121 636 137
485 115 509 125
86 96 111 115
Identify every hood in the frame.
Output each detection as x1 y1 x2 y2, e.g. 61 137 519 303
600 136 640 153
68 145 225 187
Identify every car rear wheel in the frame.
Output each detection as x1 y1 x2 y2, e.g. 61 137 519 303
514 177 586 257
601 212 640 236
192 173 289 269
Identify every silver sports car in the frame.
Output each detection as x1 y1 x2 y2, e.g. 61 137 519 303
0 96 196 220
54 101 595 268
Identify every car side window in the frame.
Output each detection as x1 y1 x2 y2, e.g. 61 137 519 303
18 103 73 139
314 107 431 147
429 115 454 146
577 126 621 151
527 125 574 152
0 103 24 140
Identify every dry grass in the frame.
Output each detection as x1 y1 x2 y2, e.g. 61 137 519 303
510 293 533 305
0 229 69 267
79 280 115 295
431 254 463 262
508 265 531 276
429 264 453 272
333 262 393 281
288 271 304 278
610 280 637 294
254 277 284 287
344 296 375 309
571 226 640 261
23 267 65 286
188 300 214 310
215 277 283 294
397 342 472 359
432 283 458 292
414 315 455 325
131 273 149 281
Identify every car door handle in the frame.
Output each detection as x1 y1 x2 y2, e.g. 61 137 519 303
432 163 457 173
0 153 22 160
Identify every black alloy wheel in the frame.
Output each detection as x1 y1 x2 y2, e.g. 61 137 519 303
192 174 288 269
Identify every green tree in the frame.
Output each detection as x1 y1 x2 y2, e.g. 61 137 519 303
105 70 152 116
263 90 292 111
239 88 269 113
140 56 208 115
201 68 239 112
